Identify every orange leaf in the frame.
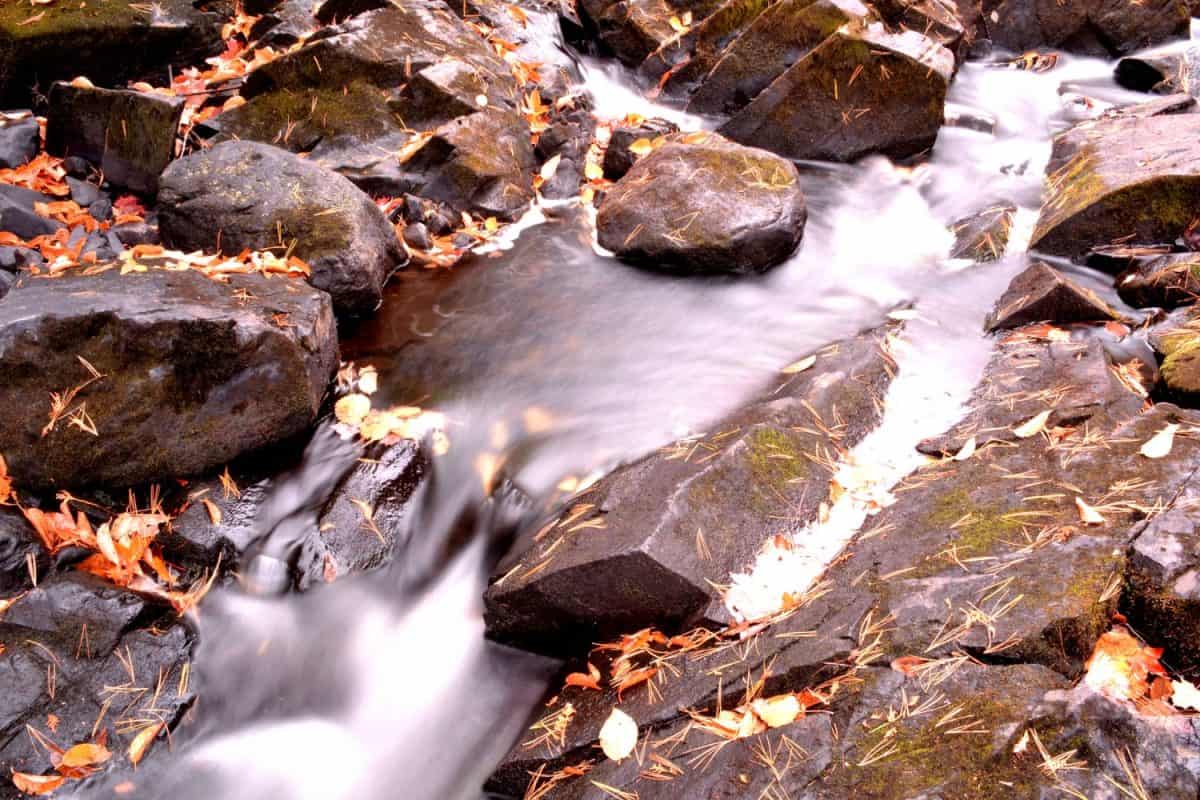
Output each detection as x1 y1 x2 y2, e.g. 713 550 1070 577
60 741 110 768
564 662 602 691
890 655 928 676
11 772 66 796
128 722 164 766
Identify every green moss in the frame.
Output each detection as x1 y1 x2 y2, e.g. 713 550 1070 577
222 82 401 150
923 488 1024 558
0 0 144 37
745 426 809 499
1161 336 1200 392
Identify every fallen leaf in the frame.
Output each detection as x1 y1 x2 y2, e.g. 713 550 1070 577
10 772 66 796
539 154 561 182
954 436 977 461
781 355 816 374
1139 423 1178 460
1013 410 1051 438
627 138 654 157
564 662 602 691
201 498 222 526
334 393 371 426
583 161 603 181
68 75 94 89
1084 626 1166 702
1075 496 1105 526
598 708 637 761
1172 679 1200 712
128 722 164 766
750 694 801 728
890 655 928 676
60 741 110 768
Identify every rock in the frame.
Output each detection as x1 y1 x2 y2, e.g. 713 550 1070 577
484 327 894 655
874 0 979 57
3 573 147 654
596 132 806 274
579 0 694 66
949 202 1016 262
719 22 954 162
66 176 100 207
0 0 224 107
158 141 404 316
978 0 1189 57
1117 253 1200 310
1154 314 1200 400
44 83 183 195
0 268 337 490
0 507 42 595
685 0 870 116
985 262 1122 331
0 183 62 239
601 116 677 180
1032 115 1200 259
162 477 274 569
251 0 321 46
450 0 581 99
113 220 160 247
0 110 37 168
1116 45 1200 96
1107 93 1197 120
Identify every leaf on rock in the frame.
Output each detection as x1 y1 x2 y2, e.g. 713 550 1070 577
564 663 602 691
781 355 816 374
1139 423 1178 459
11 772 66 796
598 708 638 761
1013 410 1051 439
954 436 977 462
201 498 222 526
334 394 371 427
750 694 801 728
1084 626 1167 702
1075 497 1105 526
60 742 111 768
128 722 164 766
1172 679 1200 712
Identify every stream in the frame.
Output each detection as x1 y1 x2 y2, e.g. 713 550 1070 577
76 33 1172 800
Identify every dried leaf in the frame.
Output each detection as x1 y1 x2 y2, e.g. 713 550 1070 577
954 436 977 462
564 662 603 691
1139 423 1178 460
598 708 637 761
1013 410 1051 438
1075 496 1105 526
60 741 110 768
890 655 928 676
1172 679 1200 712
1085 626 1166 702
334 393 371 426
201 498 222 526
539 154 561 182
750 694 801 728
781 355 816 375
128 722 164 766
583 161 603 181
627 138 654 157
10 772 66 796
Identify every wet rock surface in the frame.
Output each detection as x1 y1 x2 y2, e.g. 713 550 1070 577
1118 253 1200 310
978 0 1189 57
596 132 807 274
985 261 1122 331
0 269 337 490
158 141 405 316
0 111 38 170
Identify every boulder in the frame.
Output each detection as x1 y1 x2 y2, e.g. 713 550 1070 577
984 262 1122 332
1154 314 1200 400
949 202 1016 262
579 0 699 66
158 141 405 316
978 0 1189 57
0 507 42 595
1116 45 1200 96
595 132 806 274
686 0 869 116
0 183 62 239
601 116 677 180
1032 115 1200 259
0 109 37 169
0 268 337 490
484 328 893 655
0 0 224 107
719 22 954 162
44 83 184 195
1117 253 1200 309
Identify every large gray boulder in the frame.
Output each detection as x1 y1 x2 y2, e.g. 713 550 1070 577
159 141 405 316
596 132 807 274
0 268 337 490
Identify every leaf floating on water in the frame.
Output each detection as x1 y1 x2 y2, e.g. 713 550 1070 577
1139 423 1178 459
11 772 66 796
128 722 164 766
750 694 801 728
334 393 371 427
1013 410 1051 439
1172 679 1200 712
598 708 638 761
954 436 977 462
1075 497 1105 526
781 355 816 375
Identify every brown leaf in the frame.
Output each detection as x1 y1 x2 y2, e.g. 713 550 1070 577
128 722 164 766
201 498 222 526
60 741 110 768
10 772 66 796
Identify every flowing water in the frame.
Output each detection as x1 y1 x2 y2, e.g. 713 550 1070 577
75 35 1173 800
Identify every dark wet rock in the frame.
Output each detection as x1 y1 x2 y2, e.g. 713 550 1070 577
159 141 405 316
875 0 979 58
0 110 37 169
1125 475 1200 675
1107 92 1197 120
44 83 183 195
3 573 147 654
0 617 194 779
484 327 894 655
1118 253 1200 310
685 0 869 116
985 262 1122 331
391 109 536 220
0 269 12 300
601 116 676 180
579 0 695 66
0 0 224 107
596 132 806 274
402 221 432 250
534 108 596 200
1032 115 1200 259
450 0 581 98
0 183 61 239
1116 45 1200 96
297 439 426 587
162 478 274 569
251 0 320 45
0 507 42 595
719 22 954 162
978 0 1189 57
113 220 160 247
949 202 1016 262
0 268 337 491
65 176 100 207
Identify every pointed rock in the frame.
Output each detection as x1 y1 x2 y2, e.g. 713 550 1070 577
985 262 1121 332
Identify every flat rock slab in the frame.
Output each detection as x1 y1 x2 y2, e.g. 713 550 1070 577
45 83 183 195
985 261 1122 331
0 269 337 490
979 0 1189 57
484 327 894 655
159 141 405 316
596 132 807 274
1032 115 1200 259
719 21 954 162
0 0 224 107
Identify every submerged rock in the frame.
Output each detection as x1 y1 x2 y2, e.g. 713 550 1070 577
0 269 337 490
1032 115 1200 259
949 202 1017 262
978 0 1189 57
484 327 893 655
985 262 1122 331
44 83 183 195
719 22 954 162
596 132 806 274
0 0 224 107
158 141 405 316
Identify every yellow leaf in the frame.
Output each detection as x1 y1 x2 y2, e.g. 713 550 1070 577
1139 423 1177 459
201 498 222 526
750 694 801 728
781 355 816 374
128 722 164 766
11 772 66 796
1013 410 1050 439
334 394 371 427
1075 496 1105 526
539 154 561 182
69 75 94 89
583 162 603 181
60 741 110 768
627 138 654 157
598 708 637 761
1172 679 1200 711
